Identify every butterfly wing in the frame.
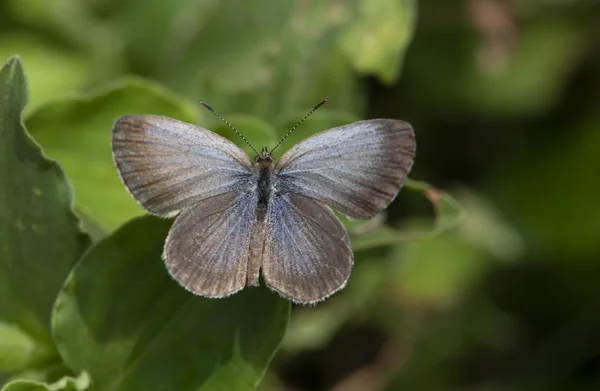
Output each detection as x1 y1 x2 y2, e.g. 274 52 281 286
261 192 353 303
112 114 253 217
275 119 415 219
163 190 257 297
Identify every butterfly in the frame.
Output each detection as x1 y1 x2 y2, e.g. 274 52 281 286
111 98 416 304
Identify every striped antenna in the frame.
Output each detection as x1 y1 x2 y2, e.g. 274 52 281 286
270 97 329 154
199 100 259 155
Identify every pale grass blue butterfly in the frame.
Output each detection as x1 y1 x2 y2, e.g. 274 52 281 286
111 98 416 303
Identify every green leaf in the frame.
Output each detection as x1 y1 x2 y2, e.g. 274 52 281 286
105 1 367 121
0 323 36 372
25 78 200 231
403 178 465 237
350 225 413 251
52 216 290 391
343 179 464 251
2 362 73 386
0 56 91 355
338 0 417 83
1 372 89 391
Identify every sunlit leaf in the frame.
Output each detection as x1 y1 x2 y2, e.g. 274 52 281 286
25 78 199 231
0 323 35 372
0 56 91 366
1 372 89 391
52 216 290 391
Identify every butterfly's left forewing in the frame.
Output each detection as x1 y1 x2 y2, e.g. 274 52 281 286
275 119 415 219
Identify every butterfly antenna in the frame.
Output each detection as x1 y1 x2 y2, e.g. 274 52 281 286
270 97 329 154
199 100 259 155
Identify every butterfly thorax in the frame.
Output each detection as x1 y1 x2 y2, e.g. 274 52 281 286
255 148 274 213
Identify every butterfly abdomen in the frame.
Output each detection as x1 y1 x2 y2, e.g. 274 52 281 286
247 164 273 286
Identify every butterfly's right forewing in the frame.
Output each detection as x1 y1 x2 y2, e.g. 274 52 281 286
112 114 253 217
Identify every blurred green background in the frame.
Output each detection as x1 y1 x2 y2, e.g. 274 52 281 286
1 0 600 390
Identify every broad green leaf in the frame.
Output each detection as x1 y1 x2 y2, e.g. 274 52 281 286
1 372 89 391
52 216 290 391
338 0 417 83
105 1 368 121
25 78 199 231
0 56 91 357
183 3 364 122
0 323 36 372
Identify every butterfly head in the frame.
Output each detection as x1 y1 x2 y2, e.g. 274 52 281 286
255 146 275 168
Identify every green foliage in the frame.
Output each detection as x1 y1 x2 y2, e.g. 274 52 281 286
0 57 295 390
1 372 89 391
0 57 91 372
2 0 597 389
25 78 199 231
0 2 443 384
52 216 290 391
